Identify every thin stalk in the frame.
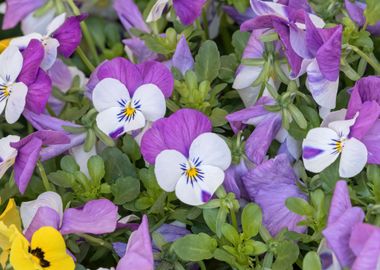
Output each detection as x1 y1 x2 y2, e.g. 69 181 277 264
37 161 51 192
230 208 238 231
76 47 96 72
347 44 380 74
76 233 113 249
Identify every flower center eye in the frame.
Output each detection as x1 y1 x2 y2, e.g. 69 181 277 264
124 104 136 117
331 138 346 154
0 85 10 101
117 99 141 122
29 247 50 268
180 158 204 185
186 167 198 178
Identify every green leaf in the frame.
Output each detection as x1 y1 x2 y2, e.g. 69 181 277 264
101 147 136 182
87 155 105 184
213 248 242 270
232 31 250 59
210 108 228 127
48 171 75 188
364 0 380 25
122 134 141 161
272 240 299 270
111 177 140 205
194 40 221 82
242 203 262 239
303 251 322 270
203 208 218 233
216 207 228 238
219 54 238 83
60 156 79 173
286 197 314 216
221 223 240 246
172 233 217 261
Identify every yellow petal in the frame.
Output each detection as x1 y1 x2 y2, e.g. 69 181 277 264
31 227 75 270
9 231 38 270
0 199 22 231
0 223 21 268
0 38 11 53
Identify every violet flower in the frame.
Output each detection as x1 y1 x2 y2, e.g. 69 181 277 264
20 191 118 240
243 154 306 236
141 109 232 206
223 6 255 25
116 215 154 270
345 0 380 36
10 13 85 70
172 35 194 76
0 40 51 124
10 130 70 194
88 57 174 139
223 159 251 200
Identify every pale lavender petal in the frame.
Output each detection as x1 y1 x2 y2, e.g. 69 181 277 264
223 160 250 199
155 223 190 243
2 0 46 29
345 0 365 26
40 133 86 161
173 0 206 25
113 242 127 258
361 120 380 165
223 6 255 25
18 39 44 86
113 0 150 33
327 180 352 226
172 35 194 75
349 223 378 257
243 154 306 236
60 199 118 235
141 109 212 164
123 37 158 63
23 109 81 131
352 230 380 270
24 207 60 240
116 215 154 270
48 59 73 91
52 15 86 58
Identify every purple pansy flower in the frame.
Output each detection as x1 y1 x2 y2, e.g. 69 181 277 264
146 0 206 25
223 6 255 25
10 13 85 70
223 159 251 200
345 0 380 36
0 40 52 124
116 215 154 270
88 57 173 139
10 130 70 193
172 35 194 76
141 109 231 206
243 154 306 236
20 191 118 239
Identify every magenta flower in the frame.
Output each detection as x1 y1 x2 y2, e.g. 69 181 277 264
20 191 118 239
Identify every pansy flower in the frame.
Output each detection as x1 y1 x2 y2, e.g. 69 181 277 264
0 135 20 178
302 113 368 178
20 191 118 239
9 226 75 270
345 0 380 36
141 109 231 206
89 57 173 139
10 13 85 70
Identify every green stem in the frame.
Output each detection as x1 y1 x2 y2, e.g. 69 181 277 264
230 208 238 231
66 0 100 65
198 261 207 270
347 44 380 74
76 233 113 249
37 161 51 192
76 47 96 72
201 9 209 40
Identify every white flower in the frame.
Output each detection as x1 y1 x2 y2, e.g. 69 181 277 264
92 78 166 139
154 133 231 206
10 13 66 70
0 46 28 124
302 114 367 178
0 135 20 178
146 0 170 23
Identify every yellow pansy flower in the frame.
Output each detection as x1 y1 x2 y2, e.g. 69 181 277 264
10 226 75 270
0 198 22 230
0 38 11 53
0 222 21 268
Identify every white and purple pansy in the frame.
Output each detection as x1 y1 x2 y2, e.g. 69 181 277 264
141 109 231 206
0 135 20 178
302 113 368 178
88 57 174 139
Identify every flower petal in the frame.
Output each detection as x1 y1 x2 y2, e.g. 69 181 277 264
24 207 60 240
24 69 52 114
139 61 174 98
189 133 231 170
172 35 194 75
0 135 19 178
351 230 380 270
0 45 23 83
154 149 187 192
93 78 130 112
175 165 224 205
5 82 27 124
113 0 150 34
18 39 44 86
172 0 206 25
302 127 340 173
146 0 169 23
339 138 367 178
2 0 46 30
46 13 66 36
96 107 127 138
132 84 166 122
60 199 118 235
40 37 59 70
327 180 352 226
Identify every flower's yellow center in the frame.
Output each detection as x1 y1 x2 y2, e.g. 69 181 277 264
186 167 198 179
0 38 11 53
29 247 50 268
124 103 136 117
335 140 344 153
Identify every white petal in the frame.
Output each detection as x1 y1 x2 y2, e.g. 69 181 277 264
93 78 130 112
122 109 146 132
0 99 6 115
68 66 88 88
309 14 326 28
321 109 347 127
96 107 126 138
233 66 262 90
0 3 5 14
20 191 63 231
9 33 42 49
339 138 367 178
306 60 339 109
286 136 302 160
155 150 187 192
41 37 59 70
146 0 169 22
21 9 56 35
175 165 224 206
189 133 231 170
46 13 66 35
69 144 96 178
5 82 27 124
132 84 166 122
0 135 20 178
0 46 24 83
302 127 340 173
328 115 357 138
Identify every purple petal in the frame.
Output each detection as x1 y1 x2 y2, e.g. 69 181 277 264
223 160 250 199
223 6 255 25
327 180 352 226
24 207 60 240
123 37 158 63
349 223 378 257
141 109 212 164
172 0 206 25
113 0 150 33
155 224 190 243
315 25 342 81
302 147 324 159
11 130 70 148
345 0 365 26
305 15 324 57
40 133 86 161
18 39 44 86
243 154 306 235
113 242 128 258
116 215 154 270
2 0 46 29
361 120 380 165
172 35 194 75
47 59 73 91
24 69 52 114
60 199 118 235
52 15 86 58
323 207 365 267
350 101 380 140
23 109 81 131
352 229 380 270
